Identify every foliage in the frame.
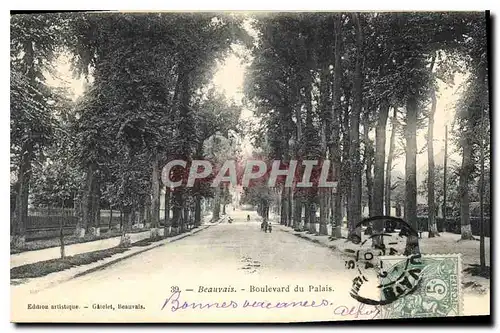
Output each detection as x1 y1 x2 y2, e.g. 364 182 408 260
418 163 461 215
10 13 66 170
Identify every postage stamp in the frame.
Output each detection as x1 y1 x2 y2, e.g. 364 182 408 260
378 254 462 319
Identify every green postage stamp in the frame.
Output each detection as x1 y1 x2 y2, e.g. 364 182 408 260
378 254 462 319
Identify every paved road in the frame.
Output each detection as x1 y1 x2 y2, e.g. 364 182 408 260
11 209 489 322
12 209 366 322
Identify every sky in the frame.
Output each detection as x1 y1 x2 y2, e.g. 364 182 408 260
45 52 89 101
212 44 255 158
400 75 465 178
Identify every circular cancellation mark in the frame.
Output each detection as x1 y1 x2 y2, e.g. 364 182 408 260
345 216 423 306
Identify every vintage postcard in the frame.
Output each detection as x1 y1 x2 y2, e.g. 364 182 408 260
10 10 490 323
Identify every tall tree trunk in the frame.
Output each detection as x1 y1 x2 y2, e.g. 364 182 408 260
133 205 139 227
459 135 474 240
287 187 293 227
318 122 327 235
442 125 448 230
150 154 160 237
304 201 310 231
13 40 36 248
293 194 302 230
92 180 101 236
479 62 488 270
13 142 32 248
293 86 303 231
340 92 351 232
318 54 330 236
12 143 32 248
192 141 204 228
163 187 170 236
108 206 113 231
427 55 439 238
264 200 270 223
195 195 202 227
172 59 192 233
179 200 185 232
348 13 363 240
178 200 186 233
330 13 343 239
385 107 397 217
427 86 439 237
303 70 317 233
333 189 343 238
119 206 123 231
319 189 328 235
325 190 330 226
59 203 66 259
334 93 350 238
309 202 317 234
74 191 83 235
280 189 288 226
222 186 227 215
362 108 374 217
479 106 486 271
183 205 190 230
172 190 183 234
80 164 94 237
212 186 221 221
373 101 389 245
120 207 132 247
142 202 148 226
405 96 420 254
279 101 292 227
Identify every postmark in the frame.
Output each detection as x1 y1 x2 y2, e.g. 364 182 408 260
346 216 422 306
378 254 462 318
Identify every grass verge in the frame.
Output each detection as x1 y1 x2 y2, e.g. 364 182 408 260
10 229 201 280
11 224 211 281
11 247 130 279
130 236 164 247
10 228 150 255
